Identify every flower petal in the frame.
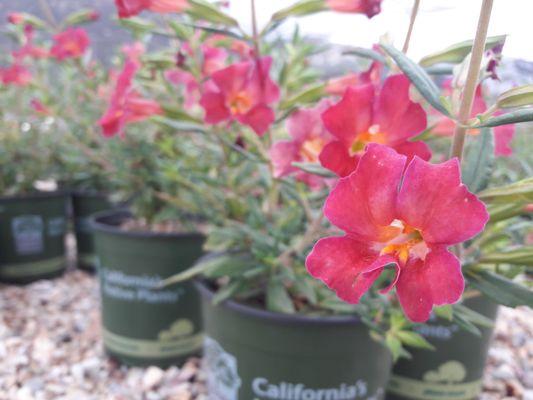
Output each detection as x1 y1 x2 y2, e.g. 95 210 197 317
324 144 406 240
269 140 300 178
239 104 275 136
494 123 515 157
319 140 359 177
211 61 252 96
200 90 230 124
306 236 396 303
397 157 489 245
396 247 464 322
393 140 432 163
375 74 427 144
321 85 374 147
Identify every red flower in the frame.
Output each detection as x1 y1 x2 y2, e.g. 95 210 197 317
0 63 31 86
165 69 199 109
12 25 48 61
326 61 382 96
7 12 24 25
319 74 430 177
200 57 280 136
50 28 90 60
306 144 488 322
30 99 51 115
326 0 382 18
98 46 162 137
432 83 515 157
114 0 188 18
270 100 332 187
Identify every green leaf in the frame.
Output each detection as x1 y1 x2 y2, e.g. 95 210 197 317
187 0 239 27
454 304 494 329
496 84 533 109
453 313 482 336
476 108 533 127
213 281 243 305
488 203 526 224
61 8 98 27
271 0 326 22
267 279 296 314
380 44 450 116
419 35 506 67
162 106 202 124
462 128 494 193
386 333 411 362
478 177 533 204
434 305 453 321
293 278 318 305
465 268 533 307
118 16 156 34
292 162 336 178
152 115 206 133
280 83 326 110
167 21 194 40
479 247 533 266
396 331 435 350
343 47 386 63
424 64 454 75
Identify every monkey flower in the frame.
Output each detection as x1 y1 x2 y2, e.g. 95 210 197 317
432 83 515 157
50 28 90 61
270 100 332 187
306 144 489 322
12 25 48 61
114 0 188 18
325 61 382 96
200 57 280 136
326 0 382 18
319 74 431 177
7 13 24 25
0 63 31 86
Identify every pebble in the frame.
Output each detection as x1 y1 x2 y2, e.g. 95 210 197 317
0 266 530 399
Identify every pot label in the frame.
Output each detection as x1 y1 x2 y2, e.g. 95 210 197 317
388 361 481 400
413 314 459 341
101 267 185 304
11 215 44 255
47 216 66 237
204 336 242 400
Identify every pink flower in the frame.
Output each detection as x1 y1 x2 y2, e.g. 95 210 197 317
114 0 188 18
270 100 332 187
326 0 382 18
200 57 280 136
432 83 515 157
306 144 488 322
7 12 24 25
98 46 162 137
319 74 430 177
50 28 90 60
12 25 48 61
326 61 382 96
0 63 32 86
165 69 199 109
30 99 51 115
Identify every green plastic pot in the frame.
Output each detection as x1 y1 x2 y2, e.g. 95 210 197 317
387 295 499 400
71 191 112 271
0 192 68 283
196 280 393 400
92 210 205 368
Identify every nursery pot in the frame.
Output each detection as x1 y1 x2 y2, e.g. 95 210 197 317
92 210 205 368
387 294 499 400
71 191 112 271
196 280 393 400
0 191 68 283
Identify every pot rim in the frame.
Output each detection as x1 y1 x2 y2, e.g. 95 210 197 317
90 209 205 239
195 279 361 326
0 190 68 202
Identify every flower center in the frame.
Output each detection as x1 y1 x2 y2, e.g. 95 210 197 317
350 124 387 156
229 91 253 115
380 219 428 265
63 40 81 54
300 137 326 163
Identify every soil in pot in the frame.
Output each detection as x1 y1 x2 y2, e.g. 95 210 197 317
71 191 113 271
386 294 499 400
92 210 205 368
0 192 68 283
196 280 393 400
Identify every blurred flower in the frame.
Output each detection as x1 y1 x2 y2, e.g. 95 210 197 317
432 82 515 157
99 45 162 137
12 25 48 60
200 57 280 136
326 60 382 96
326 0 382 18
270 100 332 187
319 74 430 177
88 10 101 21
30 99 51 115
306 144 488 322
50 28 90 60
114 0 189 18
165 69 199 109
7 12 24 25
0 63 32 86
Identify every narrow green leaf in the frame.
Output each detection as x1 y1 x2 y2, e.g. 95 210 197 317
380 44 450 116
496 84 533 109
476 108 533 127
187 0 239 27
293 278 318 305
267 279 296 314
465 268 533 307
61 9 98 27
433 305 453 321
162 106 202 124
462 128 494 193
396 331 435 350
419 35 506 67
271 0 326 22
386 334 411 362
479 246 533 266
292 162 336 178
478 177 533 204
342 47 386 63
212 281 243 305
454 304 494 329
152 115 206 133
453 313 482 336
280 83 326 110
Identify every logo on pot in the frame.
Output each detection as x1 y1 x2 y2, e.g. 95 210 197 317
204 336 241 400
252 378 375 400
158 319 194 341
423 361 467 383
11 215 44 255
48 216 66 237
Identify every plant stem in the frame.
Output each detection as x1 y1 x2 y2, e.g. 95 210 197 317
250 0 260 56
37 0 58 30
450 0 494 161
402 0 421 54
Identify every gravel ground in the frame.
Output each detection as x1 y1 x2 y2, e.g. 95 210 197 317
0 267 531 400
